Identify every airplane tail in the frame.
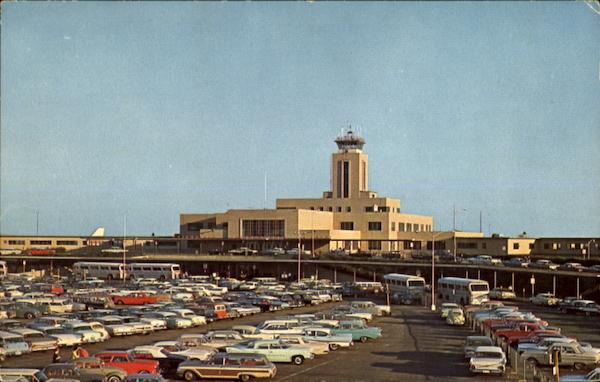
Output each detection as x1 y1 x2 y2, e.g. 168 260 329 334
90 227 105 237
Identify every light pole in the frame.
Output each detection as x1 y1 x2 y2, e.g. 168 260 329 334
297 231 302 283
431 231 443 311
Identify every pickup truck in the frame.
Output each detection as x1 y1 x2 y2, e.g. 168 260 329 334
522 342 600 370
110 293 158 306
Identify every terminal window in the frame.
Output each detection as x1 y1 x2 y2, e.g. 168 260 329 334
242 220 285 238
391 222 396 231
7 240 25 245
399 223 405 232
30 240 52 245
368 222 382 231
341 222 354 230
368 240 382 250
513 243 520 250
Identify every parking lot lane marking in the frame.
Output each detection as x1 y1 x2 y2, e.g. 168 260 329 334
274 357 339 381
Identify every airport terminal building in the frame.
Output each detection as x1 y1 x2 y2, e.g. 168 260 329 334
180 130 439 254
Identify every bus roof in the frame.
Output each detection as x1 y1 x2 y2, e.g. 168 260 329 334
73 262 122 266
438 277 488 285
383 273 425 281
129 263 179 267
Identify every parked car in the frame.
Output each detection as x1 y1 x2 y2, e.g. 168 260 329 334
522 342 600 369
301 327 353 351
488 288 517 300
503 257 530 268
0 330 31 356
94 350 160 375
530 259 559 271
177 353 277 381
225 339 314 365
559 263 586 272
9 328 58 352
440 303 461 319
0 369 47 382
446 308 465 326
129 349 187 378
150 341 216 361
530 293 560 306
279 336 329 355
71 357 127 382
331 320 382 343
37 326 83 347
464 336 494 359
559 367 600 382
469 346 506 375
110 293 158 306
349 301 391 316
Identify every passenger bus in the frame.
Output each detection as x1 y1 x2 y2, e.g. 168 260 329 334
73 262 181 280
128 263 181 280
437 277 489 306
73 262 125 280
383 273 426 304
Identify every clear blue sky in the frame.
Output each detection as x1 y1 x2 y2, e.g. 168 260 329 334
2 2 599 237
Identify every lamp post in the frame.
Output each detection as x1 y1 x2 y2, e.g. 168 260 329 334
431 231 443 311
297 231 302 283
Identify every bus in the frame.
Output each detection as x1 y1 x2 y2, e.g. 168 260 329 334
383 273 426 304
73 262 181 280
128 263 181 280
251 277 278 284
437 277 489 306
73 262 125 280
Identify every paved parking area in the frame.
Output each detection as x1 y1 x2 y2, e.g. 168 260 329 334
2 303 519 381
271 305 516 382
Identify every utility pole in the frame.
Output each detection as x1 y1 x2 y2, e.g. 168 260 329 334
36 211 39 236
479 210 482 233
453 204 457 262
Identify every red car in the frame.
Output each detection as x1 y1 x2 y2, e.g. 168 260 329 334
110 293 158 305
95 350 159 375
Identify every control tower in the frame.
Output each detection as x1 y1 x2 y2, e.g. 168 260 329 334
331 128 369 199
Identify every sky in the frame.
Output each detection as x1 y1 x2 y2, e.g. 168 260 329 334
1 2 599 238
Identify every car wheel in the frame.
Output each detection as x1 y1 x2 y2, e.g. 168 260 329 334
115 300 124 305
239 374 252 382
24 312 34 319
292 355 304 365
139 370 150 374
360 336 368 343
329 343 339 351
183 371 197 381
107 375 122 382
574 363 585 371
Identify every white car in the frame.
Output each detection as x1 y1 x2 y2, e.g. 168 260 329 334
349 301 391 316
96 316 136 337
530 293 560 306
440 303 461 319
301 327 354 351
38 326 83 347
280 335 329 355
167 309 207 326
152 341 216 360
61 322 104 344
469 346 506 375
231 325 279 340
139 317 167 331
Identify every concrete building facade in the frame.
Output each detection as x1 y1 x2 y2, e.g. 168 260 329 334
180 130 435 254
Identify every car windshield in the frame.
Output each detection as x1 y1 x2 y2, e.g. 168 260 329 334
475 351 502 359
468 339 491 346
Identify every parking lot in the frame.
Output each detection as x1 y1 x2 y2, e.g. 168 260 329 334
2 301 519 381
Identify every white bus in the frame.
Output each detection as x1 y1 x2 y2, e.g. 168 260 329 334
128 263 181 280
73 262 125 280
437 277 489 306
73 262 181 280
383 273 426 304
